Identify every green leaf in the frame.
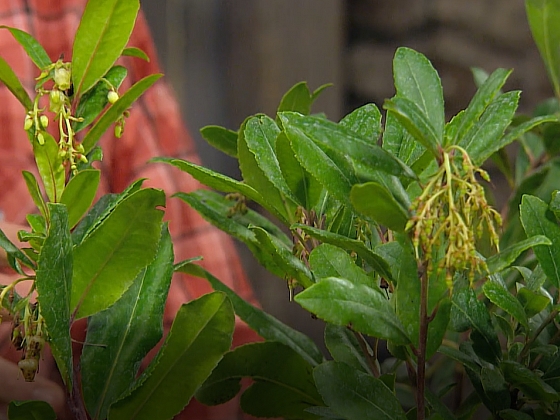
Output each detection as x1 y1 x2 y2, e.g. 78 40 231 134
447 68 511 146
121 46 149 61
393 47 444 144
82 225 173 420
526 0 560 98
276 132 323 210
501 360 560 403
108 292 234 420
293 224 393 281
280 112 417 180
350 182 409 231
277 81 330 117
459 91 521 166
324 324 372 374
520 194 560 288
71 188 165 319
0 56 32 110
33 132 65 203
382 112 427 170
314 361 407 420
59 169 100 229
0 228 35 275
74 65 128 132
498 409 534 420
0 26 51 69
517 287 551 318
22 171 47 217
81 74 162 154
72 0 140 95
7 400 56 420
339 103 383 141
482 281 528 329
295 277 410 345
200 125 238 158
451 286 501 363
177 262 324 366
485 235 551 275
480 365 510 410
35 204 73 389
195 342 323 419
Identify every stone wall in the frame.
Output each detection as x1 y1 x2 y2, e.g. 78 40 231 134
345 0 551 117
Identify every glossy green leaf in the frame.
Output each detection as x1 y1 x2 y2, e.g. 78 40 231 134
393 47 444 144
517 287 551 317
520 194 560 287
72 0 140 95
81 74 162 154
0 229 35 275
0 55 32 110
350 182 409 231
74 65 128 132
22 170 47 217
0 26 51 69
277 81 330 117
459 91 520 166
482 281 528 328
7 400 56 420
480 365 510 410
108 292 234 420
295 277 410 345
324 324 372 374
35 204 73 389
121 46 149 61
447 68 511 146
485 235 551 275
276 132 323 210
177 262 324 366
33 131 65 203
501 360 560 403
280 112 417 180
294 224 393 281
314 361 407 420
200 125 238 158
526 0 560 98
451 286 501 363
71 188 165 319
195 342 323 419
339 103 382 141
382 112 427 170
82 225 173 420
154 157 263 203
59 169 100 229
383 96 441 158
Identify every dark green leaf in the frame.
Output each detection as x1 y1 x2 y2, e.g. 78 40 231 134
498 409 534 420
195 342 323 420
520 194 560 288
33 131 65 203
177 262 324 366
0 55 32 110
22 171 47 218
382 112 427 170
480 365 510 410
59 169 100 229
74 65 128 132
121 46 149 61
277 81 330 117
517 286 551 318
82 225 173 420
200 125 238 158
72 0 140 95
486 235 551 275
501 360 560 403
0 26 51 69
314 361 407 420
7 400 56 420
393 47 444 144
350 182 409 231
482 281 528 328
295 277 410 345
339 103 382 141
35 204 73 389
109 292 234 420
81 74 162 154
71 188 165 319
324 324 372 374
0 228 35 274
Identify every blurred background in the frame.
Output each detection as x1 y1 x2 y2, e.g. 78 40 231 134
140 0 553 348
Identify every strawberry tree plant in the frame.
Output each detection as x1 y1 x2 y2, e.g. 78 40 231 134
158 0 560 419
0 1 235 419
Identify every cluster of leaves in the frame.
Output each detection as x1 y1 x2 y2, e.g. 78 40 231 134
157 1 560 419
0 1 238 419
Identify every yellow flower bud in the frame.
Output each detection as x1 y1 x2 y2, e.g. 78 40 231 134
54 67 71 91
36 132 45 145
115 124 123 138
107 90 119 104
39 115 49 129
24 115 33 131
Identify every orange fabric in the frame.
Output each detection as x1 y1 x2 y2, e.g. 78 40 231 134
0 1 260 419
